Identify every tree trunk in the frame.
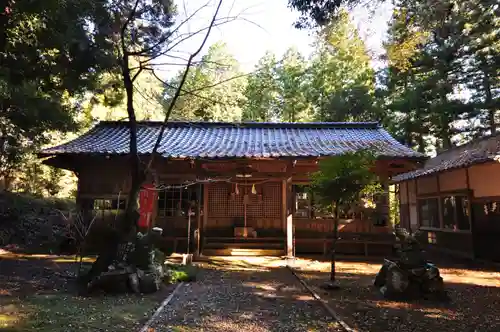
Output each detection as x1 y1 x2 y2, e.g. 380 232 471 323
83 55 145 288
330 201 339 282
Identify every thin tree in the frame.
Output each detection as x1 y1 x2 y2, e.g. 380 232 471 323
85 0 229 283
310 150 379 288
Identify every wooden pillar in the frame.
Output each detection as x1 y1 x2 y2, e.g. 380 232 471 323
437 174 443 228
282 178 293 257
466 167 476 258
196 183 202 256
406 180 411 233
376 174 390 229
202 183 209 253
415 179 420 228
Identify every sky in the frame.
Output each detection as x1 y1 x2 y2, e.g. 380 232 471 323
157 0 393 78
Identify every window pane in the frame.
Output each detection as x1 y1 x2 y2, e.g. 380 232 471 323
292 185 311 218
455 196 470 230
93 199 103 210
102 199 112 210
442 196 456 229
419 198 439 228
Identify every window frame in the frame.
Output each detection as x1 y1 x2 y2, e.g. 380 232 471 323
292 184 312 219
417 191 472 233
157 185 199 218
417 197 440 229
79 196 127 224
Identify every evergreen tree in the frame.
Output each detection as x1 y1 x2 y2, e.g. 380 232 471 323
0 0 117 184
165 42 245 122
309 10 378 122
242 52 280 121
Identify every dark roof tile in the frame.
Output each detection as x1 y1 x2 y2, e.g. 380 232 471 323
40 121 422 159
392 134 500 182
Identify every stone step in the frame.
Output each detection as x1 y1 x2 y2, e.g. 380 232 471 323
202 248 285 256
204 242 284 249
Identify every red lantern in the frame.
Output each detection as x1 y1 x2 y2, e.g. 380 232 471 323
137 184 157 228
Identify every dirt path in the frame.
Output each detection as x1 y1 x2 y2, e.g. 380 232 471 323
148 257 343 332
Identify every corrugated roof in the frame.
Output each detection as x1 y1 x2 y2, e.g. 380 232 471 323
40 121 423 159
392 134 500 182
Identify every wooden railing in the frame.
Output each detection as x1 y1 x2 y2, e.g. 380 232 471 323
295 232 396 256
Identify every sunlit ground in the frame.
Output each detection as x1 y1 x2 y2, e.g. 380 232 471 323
0 249 96 263
289 257 500 287
289 256 500 331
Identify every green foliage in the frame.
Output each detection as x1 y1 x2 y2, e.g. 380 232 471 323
164 264 197 283
0 191 75 249
310 150 379 210
243 48 312 122
243 12 375 124
84 57 165 123
243 52 280 121
0 0 118 180
288 0 365 29
389 185 400 227
382 0 499 152
165 41 245 122
309 10 378 122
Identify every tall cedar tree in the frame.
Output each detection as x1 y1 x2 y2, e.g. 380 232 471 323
309 9 378 122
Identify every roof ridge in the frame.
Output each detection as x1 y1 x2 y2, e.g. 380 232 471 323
96 120 382 129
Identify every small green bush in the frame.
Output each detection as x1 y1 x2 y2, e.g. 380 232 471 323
164 265 197 283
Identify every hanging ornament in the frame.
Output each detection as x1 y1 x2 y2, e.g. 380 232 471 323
235 183 240 195
251 184 257 195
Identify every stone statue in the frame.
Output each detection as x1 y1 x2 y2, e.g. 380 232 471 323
374 228 446 300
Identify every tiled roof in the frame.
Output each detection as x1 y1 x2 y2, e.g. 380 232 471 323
40 121 423 159
392 134 500 182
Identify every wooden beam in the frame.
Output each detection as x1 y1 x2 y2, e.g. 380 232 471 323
436 174 443 229
415 179 420 228
406 180 411 233
282 177 293 257
465 167 476 258
203 183 208 234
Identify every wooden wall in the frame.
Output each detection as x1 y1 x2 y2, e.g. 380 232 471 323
397 161 500 261
468 162 500 197
205 181 283 237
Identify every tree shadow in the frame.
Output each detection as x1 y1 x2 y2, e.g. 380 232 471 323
153 258 342 331
0 250 174 331
293 255 500 332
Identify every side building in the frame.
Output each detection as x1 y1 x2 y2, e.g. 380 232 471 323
392 134 500 262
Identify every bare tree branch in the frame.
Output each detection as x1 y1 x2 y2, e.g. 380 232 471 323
139 17 238 66
128 0 212 57
120 0 141 56
131 66 143 83
147 0 225 170
148 69 237 108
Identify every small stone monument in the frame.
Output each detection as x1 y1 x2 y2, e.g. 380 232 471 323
374 228 446 300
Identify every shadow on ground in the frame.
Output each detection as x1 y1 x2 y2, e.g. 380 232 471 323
291 255 500 332
0 249 174 332
149 255 343 332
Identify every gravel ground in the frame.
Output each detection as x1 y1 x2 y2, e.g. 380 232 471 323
148 258 344 332
291 256 500 332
